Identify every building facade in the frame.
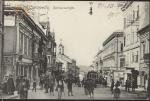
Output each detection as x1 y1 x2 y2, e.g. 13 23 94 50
138 25 150 90
121 1 150 87
102 31 124 85
45 22 57 75
3 7 55 83
56 42 78 79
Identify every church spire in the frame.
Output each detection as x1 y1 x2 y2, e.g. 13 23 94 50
58 39 64 55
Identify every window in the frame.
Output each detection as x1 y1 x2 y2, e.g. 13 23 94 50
132 52 134 62
120 58 125 67
141 42 146 58
135 5 139 20
47 42 51 48
24 35 27 55
47 56 51 63
135 51 138 62
124 18 126 29
19 32 23 53
28 38 32 56
124 36 126 46
133 10 135 21
120 43 123 52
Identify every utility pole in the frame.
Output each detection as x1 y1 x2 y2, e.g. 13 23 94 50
0 0 4 83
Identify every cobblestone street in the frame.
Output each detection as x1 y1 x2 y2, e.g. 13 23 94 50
9 84 146 100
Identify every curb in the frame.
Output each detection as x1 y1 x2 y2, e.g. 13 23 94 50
2 94 19 99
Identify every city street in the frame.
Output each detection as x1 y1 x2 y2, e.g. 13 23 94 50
12 84 145 100
0 1 150 100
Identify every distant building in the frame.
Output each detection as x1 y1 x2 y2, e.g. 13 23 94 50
57 41 72 72
94 49 104 72
56 41 78 78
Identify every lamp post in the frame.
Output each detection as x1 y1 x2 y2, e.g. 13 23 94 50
89 2 93 15
144 53 150 99
0 0 4 83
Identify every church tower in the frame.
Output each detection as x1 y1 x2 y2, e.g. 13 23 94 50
58 39 64 55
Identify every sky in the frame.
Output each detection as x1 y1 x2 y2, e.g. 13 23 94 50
6 1 124 66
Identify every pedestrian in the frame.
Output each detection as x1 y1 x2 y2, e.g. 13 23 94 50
110 79 115 94
87 79 95 98
56 75 64 99
19 76 27 99
7 74 15 95
113 85 121 100
105 79 107 87
32 79 36 92
16 76 20 94
44 76 49 93
125 79 130 92
67 78 73 96
115 80 120 87
39 75 44 90
131 79 136 92
2 76 8 94
24 76 30 99
49 75 55 96
84 78 89 96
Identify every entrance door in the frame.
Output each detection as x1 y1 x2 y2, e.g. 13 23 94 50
127 73 132 80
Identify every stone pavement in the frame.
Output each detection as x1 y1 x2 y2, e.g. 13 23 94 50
0 84 148 100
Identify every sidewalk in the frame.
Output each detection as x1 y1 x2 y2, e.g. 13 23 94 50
1 91 19 99
119 86 147 99
0 85 42 99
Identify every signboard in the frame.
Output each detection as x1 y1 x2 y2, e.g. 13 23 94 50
4 15 15 26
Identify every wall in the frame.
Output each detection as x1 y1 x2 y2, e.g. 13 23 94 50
4 26 17 53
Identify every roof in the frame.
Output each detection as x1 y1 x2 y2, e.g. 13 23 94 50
121 1 133 11
96 49 104 57
137 24 150 35
4 7 48 41
103 31 124 46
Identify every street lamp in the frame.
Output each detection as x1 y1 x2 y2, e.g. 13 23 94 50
89 2 93 15
144 53 150 99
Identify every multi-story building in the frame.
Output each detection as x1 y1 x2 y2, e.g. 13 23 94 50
121 1 150 87
57 42 72 72
102 31 124 85
45 22 57 75
137 24 150 90
3 7 55 82
94 49 104 72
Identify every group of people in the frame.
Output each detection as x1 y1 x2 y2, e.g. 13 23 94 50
125 78 138 92
0 75 30 99
82 78 95 98
110 79 121 100
38 73 75 98
1 75 15 95
98 77 107 87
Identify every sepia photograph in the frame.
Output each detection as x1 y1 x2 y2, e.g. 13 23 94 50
0 0 150 100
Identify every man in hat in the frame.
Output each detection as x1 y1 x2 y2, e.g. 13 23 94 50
16 76 20 94
7 74 15 95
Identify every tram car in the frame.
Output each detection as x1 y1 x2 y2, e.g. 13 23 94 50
86 71 99 87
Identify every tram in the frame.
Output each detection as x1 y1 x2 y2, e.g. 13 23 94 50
86 71 99 87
